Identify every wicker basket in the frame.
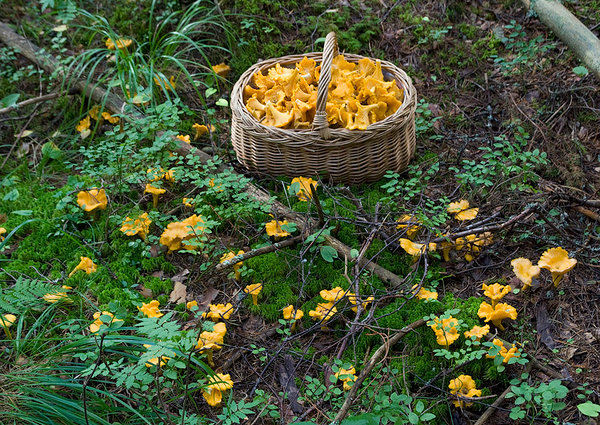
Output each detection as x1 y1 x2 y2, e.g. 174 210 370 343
230 32 417 184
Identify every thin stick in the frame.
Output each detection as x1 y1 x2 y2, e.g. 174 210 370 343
0 88 77 115
332 319 426 424
214 234 305 272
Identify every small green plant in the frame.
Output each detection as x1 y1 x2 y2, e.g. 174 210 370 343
415 99 442 139
506 374 568 422
492 20 555 75
449 126 547 195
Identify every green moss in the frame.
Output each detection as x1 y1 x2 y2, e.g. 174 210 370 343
143 276 173 298
140 256 176 273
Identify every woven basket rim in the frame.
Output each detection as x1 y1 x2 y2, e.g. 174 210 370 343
230 52 416 140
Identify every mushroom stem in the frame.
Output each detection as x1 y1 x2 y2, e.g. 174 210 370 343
291 320 297 332
206 349 214 367
442 247 451 262
552 272 564 287
492 320 505 331
1 325 11 340
251 294 258 306
491 300 498 309
152 194 159 208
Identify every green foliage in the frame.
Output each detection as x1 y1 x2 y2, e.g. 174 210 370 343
0 277 61 314
414 99 442 138
492 20 555 76
449 126 548 195
506 375 568 422
69 1 233 109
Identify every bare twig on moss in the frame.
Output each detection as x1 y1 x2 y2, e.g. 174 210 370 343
430 205 538 243
214 234 305 273
332 319 427 424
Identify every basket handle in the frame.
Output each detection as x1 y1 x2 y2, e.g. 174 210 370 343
312 32 339 139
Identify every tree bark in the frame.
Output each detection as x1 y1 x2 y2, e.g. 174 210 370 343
521 0 600 79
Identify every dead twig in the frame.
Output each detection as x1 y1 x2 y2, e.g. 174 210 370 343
0 88 78 115
332 319 427 424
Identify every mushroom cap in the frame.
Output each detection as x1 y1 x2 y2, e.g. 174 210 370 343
211 63 231 77
186 300 198 310
448 374 477 393
487 338 521 363
538 247 577 274
0 227 6 237
120 213 152 239
137 300 163 318
105 38 132 50
90 311 122 333
69 256 97 277
202 373 233 406
448 375 481 407
283 305 304 320
289 177 317 202
43 292 70 303
334 367 357 380
320 287 345 302
0 314 16 328
482 283 511 303
477 301 517 323
246 97 267 120
196 324 226 350
396 214 421 239
76 116 91 133
447 200 470 214
144 184 166 196
159 221 189 252
296 56 317 83
263 102 294 128
206 373 234 392
192 123 213 140
455 208 479 221
160 216 205 252
399 238 436 256
309 302 337 321
77 189 107 212
101 111 119 124
176 134 191 144
265 219 291 238
430 316 460 346
244 283 262 296
414 287 439 301
511 257 541 288
464 324 490 341
202 303 233 321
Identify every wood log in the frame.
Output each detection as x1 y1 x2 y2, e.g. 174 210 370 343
521 0 600 79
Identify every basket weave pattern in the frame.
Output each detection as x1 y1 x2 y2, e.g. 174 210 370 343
230 32 417 184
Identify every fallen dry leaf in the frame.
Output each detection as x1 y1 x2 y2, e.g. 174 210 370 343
169 281 187 304
138 285 153 298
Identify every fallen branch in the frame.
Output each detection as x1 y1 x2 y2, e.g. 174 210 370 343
0 88 77 115
332 319 426 424
214 234 305 272
520 0 600 79
430 205 538 244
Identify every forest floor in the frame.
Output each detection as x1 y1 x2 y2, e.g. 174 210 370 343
0 0 599 424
